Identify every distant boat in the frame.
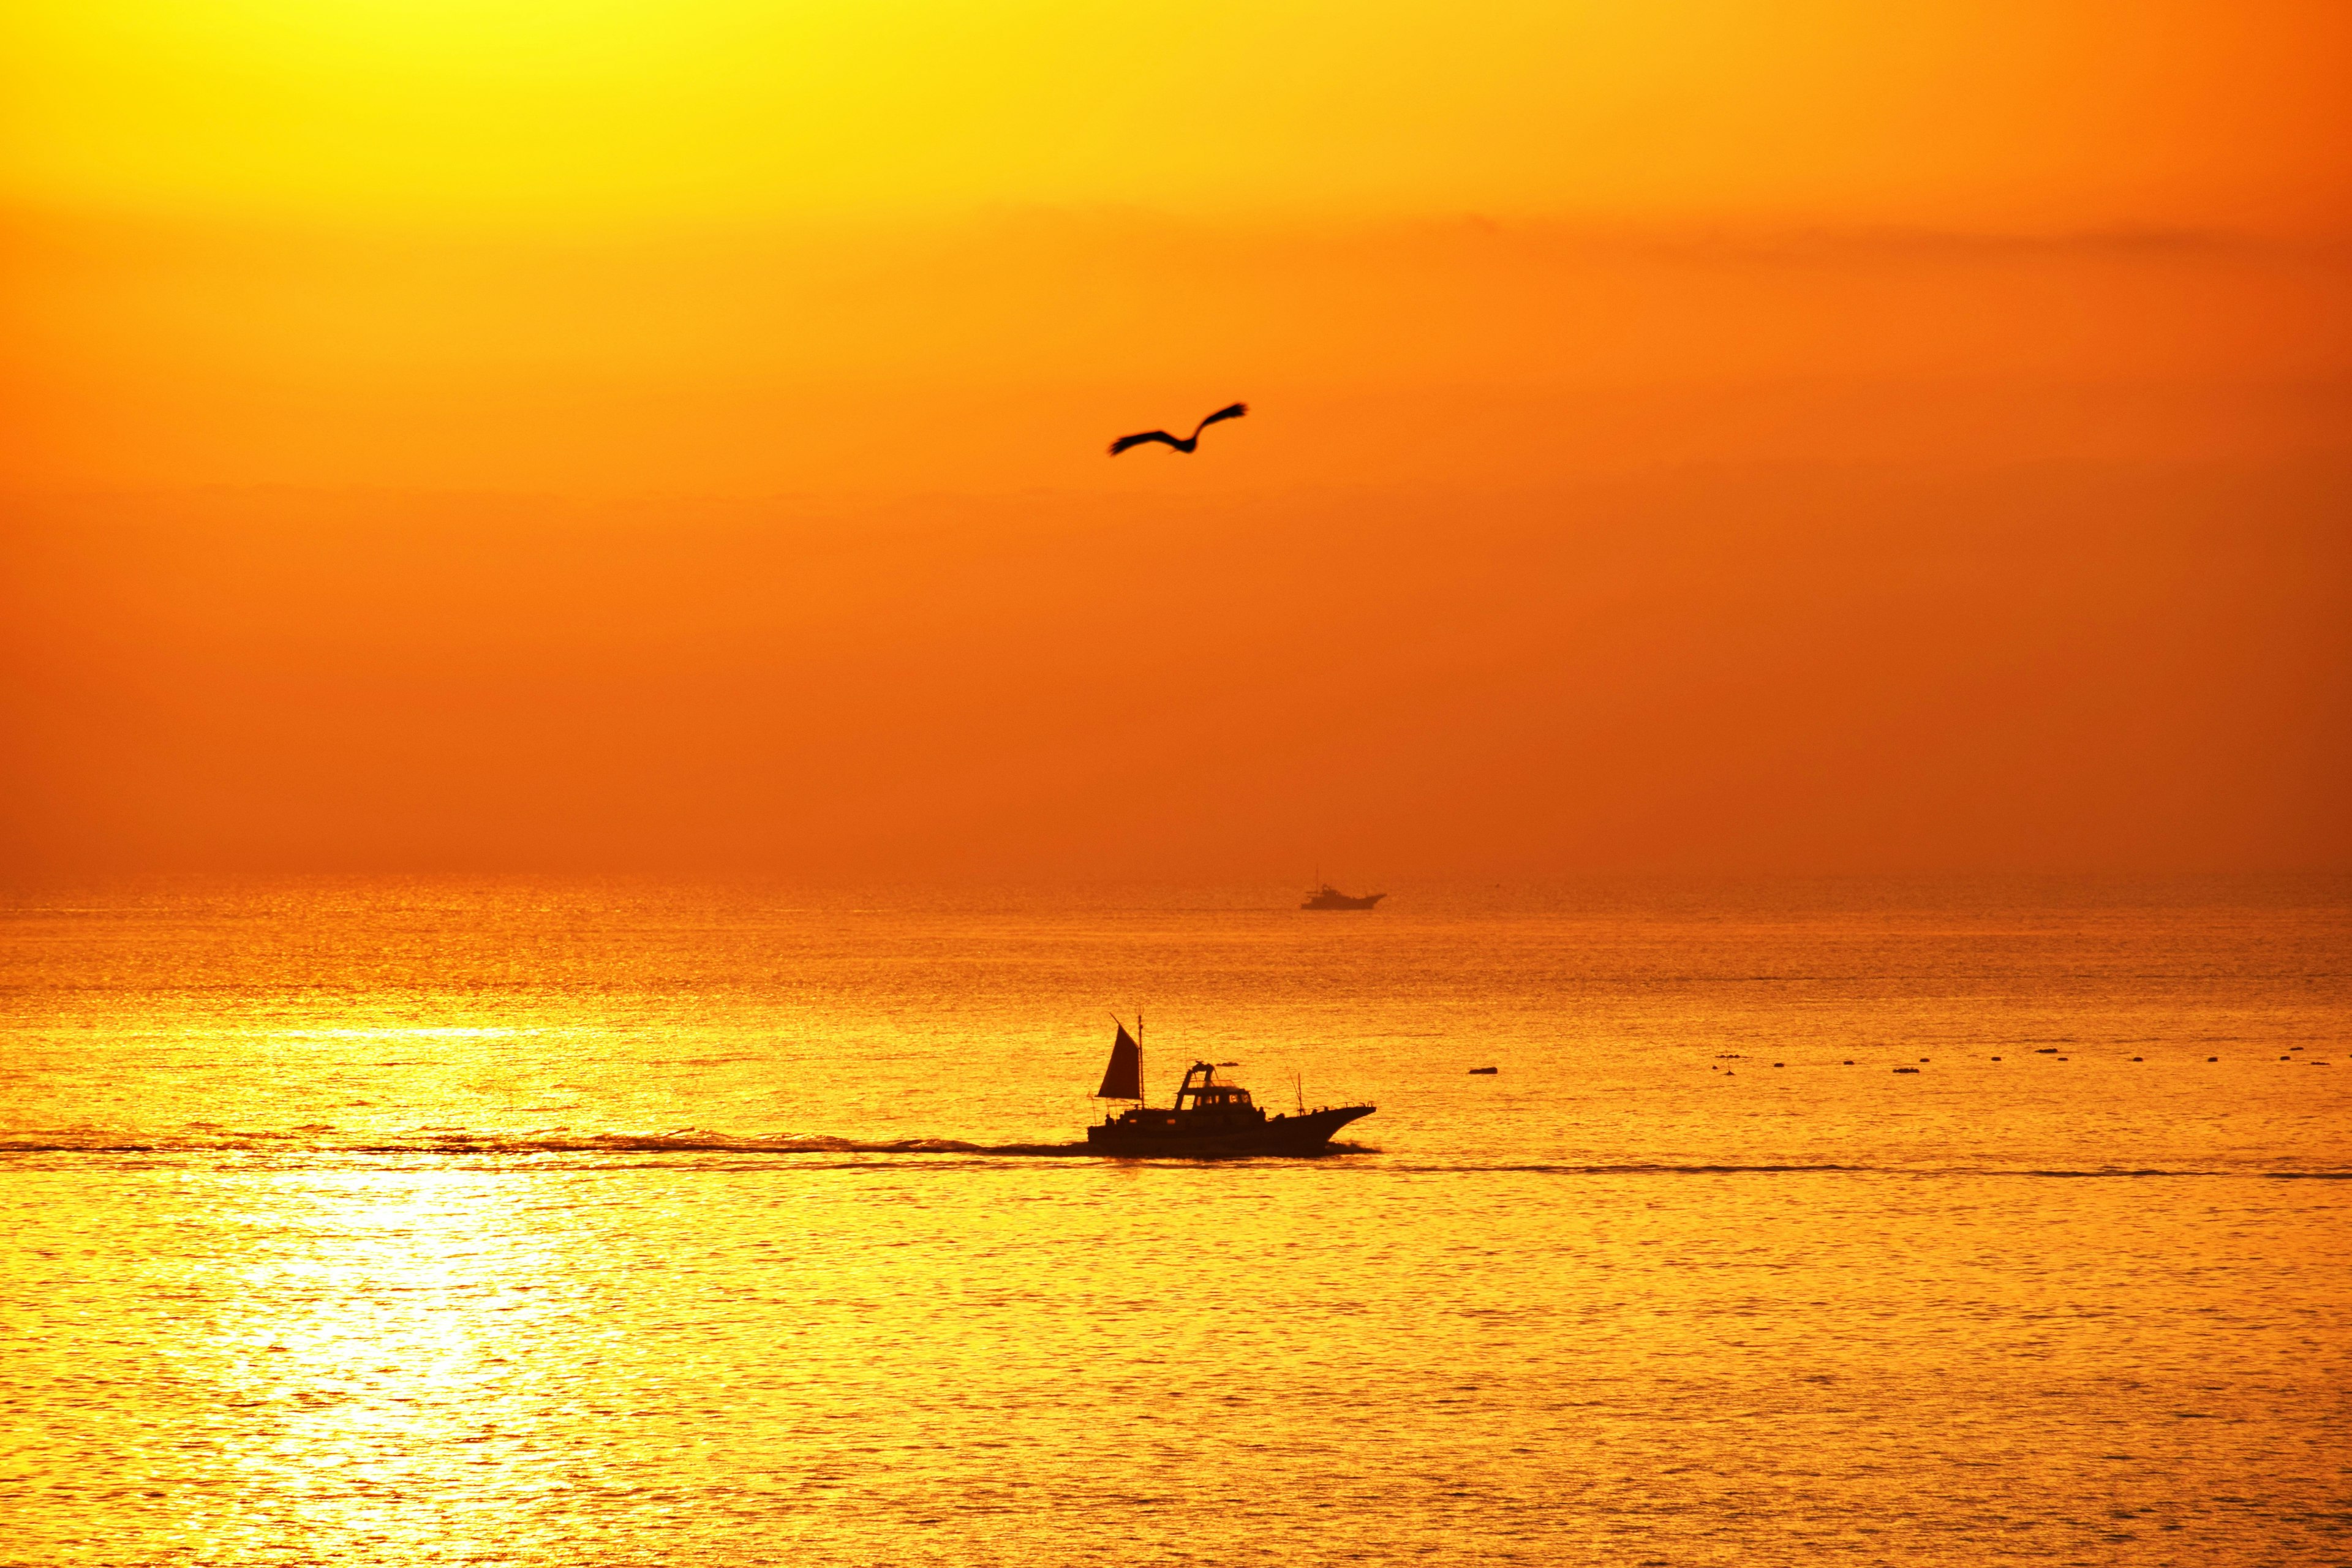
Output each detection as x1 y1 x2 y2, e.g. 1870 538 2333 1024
1086 1020 1373 1155
1468 1066 1498 1075
1302 883 1385 911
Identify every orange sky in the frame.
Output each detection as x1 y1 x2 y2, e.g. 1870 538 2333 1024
2 1 2348 875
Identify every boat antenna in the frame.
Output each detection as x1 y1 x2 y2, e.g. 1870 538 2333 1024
1295 1069 1304 1115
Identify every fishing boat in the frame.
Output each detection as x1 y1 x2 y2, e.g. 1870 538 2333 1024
1301 883 1385 910
1085 1020 1374 1155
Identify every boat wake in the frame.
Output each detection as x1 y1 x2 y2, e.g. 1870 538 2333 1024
0 1126 1114 1158
1384 1161 2352 1180
1 1131 2339 1179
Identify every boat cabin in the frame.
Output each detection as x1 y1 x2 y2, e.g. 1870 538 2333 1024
1174 1065 1256 1114
1105 1061 1267 1129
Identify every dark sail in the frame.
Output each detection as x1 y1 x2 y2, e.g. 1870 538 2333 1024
1097 1025 1141 1100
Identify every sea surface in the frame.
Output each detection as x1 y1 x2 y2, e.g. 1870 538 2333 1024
2 876 2348 1566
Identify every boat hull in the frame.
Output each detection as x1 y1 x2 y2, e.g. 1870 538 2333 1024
1085 1104 1374 1156
1302 892 1385 910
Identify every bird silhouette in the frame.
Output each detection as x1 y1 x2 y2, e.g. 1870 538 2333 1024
1109 402 1247 456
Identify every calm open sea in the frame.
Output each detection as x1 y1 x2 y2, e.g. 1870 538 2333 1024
3 877 2348 1565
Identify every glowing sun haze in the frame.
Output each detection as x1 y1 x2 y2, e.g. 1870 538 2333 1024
6 0 2349 226
2 1 2347 875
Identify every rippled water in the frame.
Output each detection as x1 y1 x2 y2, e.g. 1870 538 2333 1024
4 878 2348 1564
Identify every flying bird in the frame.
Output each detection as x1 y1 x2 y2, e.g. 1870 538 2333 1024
1108 402 1247 456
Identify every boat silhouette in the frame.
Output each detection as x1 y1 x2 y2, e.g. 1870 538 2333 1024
1086 1020 1373 1155
1302 882 1385 910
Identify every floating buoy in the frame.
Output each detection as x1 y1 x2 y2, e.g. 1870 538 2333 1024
1919 1058 1930 1063
1991 1056 2003 1061
2207 1056 2217 1062
1842 1058 1855 1065
1773 1061 1785 1068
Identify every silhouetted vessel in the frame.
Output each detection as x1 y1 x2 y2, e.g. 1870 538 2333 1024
1086 1022 1373 1155
1302 883 1385 910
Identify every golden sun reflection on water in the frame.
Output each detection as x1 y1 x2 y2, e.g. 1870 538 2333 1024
160 1164 586 1558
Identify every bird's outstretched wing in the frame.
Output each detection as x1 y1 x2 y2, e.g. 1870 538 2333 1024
1197 402 1248 431
1109 429 1181 456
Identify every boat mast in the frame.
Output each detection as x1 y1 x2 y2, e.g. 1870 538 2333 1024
1137 1012 1144 1108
